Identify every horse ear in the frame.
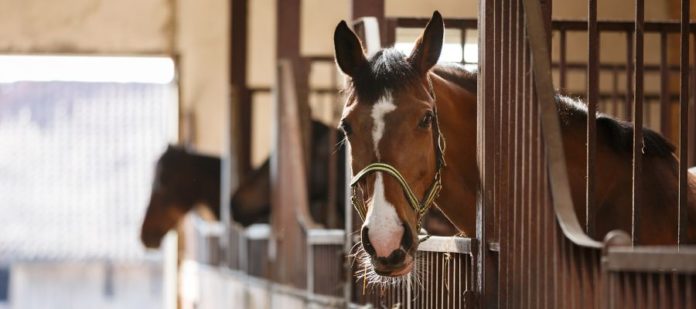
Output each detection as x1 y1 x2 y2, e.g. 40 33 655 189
408 11 444 75
334 20 367 77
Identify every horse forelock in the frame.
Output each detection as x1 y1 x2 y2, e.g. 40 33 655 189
346 48 422 104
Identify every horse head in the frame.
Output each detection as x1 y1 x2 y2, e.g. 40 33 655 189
334 11 445 278
140 145 220 248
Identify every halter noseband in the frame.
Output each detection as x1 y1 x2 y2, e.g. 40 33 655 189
349 78 446 231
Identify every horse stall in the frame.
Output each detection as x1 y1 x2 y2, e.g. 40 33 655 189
181 0 696 308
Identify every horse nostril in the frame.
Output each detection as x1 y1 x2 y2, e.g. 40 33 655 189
400 223 414 251
361 227 376 256
387 249 406 265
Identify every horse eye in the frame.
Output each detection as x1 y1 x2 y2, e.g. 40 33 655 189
419 112 434 129
339 120 353 135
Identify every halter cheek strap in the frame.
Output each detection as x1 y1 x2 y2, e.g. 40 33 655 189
350 80 446 231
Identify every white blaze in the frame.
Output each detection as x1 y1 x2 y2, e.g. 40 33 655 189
364 173 404 257
370 95 397 159
363 94 403 257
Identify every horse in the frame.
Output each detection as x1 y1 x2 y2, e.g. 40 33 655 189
230 119 348 227
333 11 696 279
140 145 221 248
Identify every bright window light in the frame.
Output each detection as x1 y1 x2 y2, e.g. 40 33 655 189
0 55 175 84
394 43 479 65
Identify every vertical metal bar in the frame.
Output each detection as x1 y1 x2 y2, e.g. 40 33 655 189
613 69 620 118
659 272 668 308
660 32 671 139
637 273 645 309
587 0 599 236
477 0 500 306
624 273 631 309
691 33 696 168
646 274 655 309
500 0 515 306
678 0 690 246
461 28 468 65
672 273 681 308
686 275 694 309
230 0 252 178
626 32 635 120
632 0 645 246
560 29 568 93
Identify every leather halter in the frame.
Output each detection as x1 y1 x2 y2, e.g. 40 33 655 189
349 78 446 231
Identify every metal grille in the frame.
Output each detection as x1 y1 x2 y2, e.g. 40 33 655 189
226 224 245 270
310 244 344 297
245 224 271 279
351 237 475 309
608 272 695 308
604 247 696 308
477 0 608 307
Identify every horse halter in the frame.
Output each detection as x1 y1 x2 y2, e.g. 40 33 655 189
349 79 446 231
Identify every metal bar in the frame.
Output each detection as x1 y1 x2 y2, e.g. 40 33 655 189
500 0 516 305
230 0 252 178
659 272 668 308
627 32 635 119
551 19 696 32
551 62 682 72
660 32 671 139
418 236 473 253
613 69 620 118
686 275 694 308
678 0 690 246
395 16 696 34
632 0 645 246
672 273 681 308
605 246 696 272
477 0 500 307
647 273 655 308
560 30 568 92
461 28 468 65
692 34 696 168
586 0 599 236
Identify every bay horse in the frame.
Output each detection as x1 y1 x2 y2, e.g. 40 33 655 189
140 145 221 248
334 11 696 279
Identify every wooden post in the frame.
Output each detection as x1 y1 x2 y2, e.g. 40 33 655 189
230 0 251 179
351 0 385 43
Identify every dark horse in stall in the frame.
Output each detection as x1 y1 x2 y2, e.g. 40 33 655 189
333 11 696 278
140 120 346 248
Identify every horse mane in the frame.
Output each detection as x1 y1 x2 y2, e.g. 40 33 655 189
431 64 675 158
432 63 477 94
158 145 221 171
555 96 676 157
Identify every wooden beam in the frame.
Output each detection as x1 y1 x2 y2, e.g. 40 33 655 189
351 0 386 44
276 0 311 172
230 0 251 178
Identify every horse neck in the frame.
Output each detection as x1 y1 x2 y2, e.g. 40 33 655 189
429 74 479 234
190 155 222 217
